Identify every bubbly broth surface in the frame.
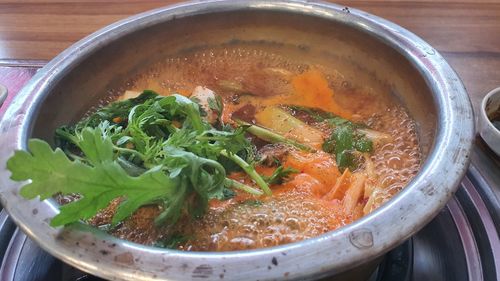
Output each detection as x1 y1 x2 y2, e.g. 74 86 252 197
93 46 421 251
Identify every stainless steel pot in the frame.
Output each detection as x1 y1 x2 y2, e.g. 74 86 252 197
0 1 474 280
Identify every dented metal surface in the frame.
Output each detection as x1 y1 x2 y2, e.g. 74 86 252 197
0 0 474 280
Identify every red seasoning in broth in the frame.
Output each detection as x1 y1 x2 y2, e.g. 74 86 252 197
92 46 421 251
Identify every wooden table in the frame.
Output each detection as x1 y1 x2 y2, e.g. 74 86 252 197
0 0 499 115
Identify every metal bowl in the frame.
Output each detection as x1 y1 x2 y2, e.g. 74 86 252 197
0 1 474 280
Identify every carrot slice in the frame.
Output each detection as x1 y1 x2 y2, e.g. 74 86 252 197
281 173 326 197
323 169 351 201
290 69 352 119
283 150 340 188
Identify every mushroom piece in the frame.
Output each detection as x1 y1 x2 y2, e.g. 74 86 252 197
119 90 142 101
190 86 221 125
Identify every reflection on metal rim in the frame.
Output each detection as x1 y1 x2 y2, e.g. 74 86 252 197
0 84 7 107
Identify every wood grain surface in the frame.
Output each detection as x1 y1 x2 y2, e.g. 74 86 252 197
0 0 499 114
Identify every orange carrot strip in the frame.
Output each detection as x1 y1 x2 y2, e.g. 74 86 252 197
323 169 351 201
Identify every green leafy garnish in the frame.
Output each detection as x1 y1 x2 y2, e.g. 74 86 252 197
322 124 373 172
8 132 180 227
288 105 357 127
264 165 299 185
234 119 316 152
221 187 237 200
7 91 270 227
289 105 375 171
85 90 158 128
207 95 224 121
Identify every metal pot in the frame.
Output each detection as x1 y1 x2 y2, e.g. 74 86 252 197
0 1 474 280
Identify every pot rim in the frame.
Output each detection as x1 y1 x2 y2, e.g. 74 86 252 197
0 1 474 280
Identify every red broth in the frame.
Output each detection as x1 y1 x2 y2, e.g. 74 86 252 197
89 46 421 251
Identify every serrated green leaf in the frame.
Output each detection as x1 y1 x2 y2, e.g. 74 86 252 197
7 138 179 227
322 124 373 171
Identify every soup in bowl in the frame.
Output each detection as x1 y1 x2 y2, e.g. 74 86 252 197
0 1 473 280
28 45 420 251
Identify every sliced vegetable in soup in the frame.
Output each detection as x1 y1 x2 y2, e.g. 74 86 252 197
7 47 421 251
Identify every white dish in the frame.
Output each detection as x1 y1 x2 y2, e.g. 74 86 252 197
479 87 500 155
